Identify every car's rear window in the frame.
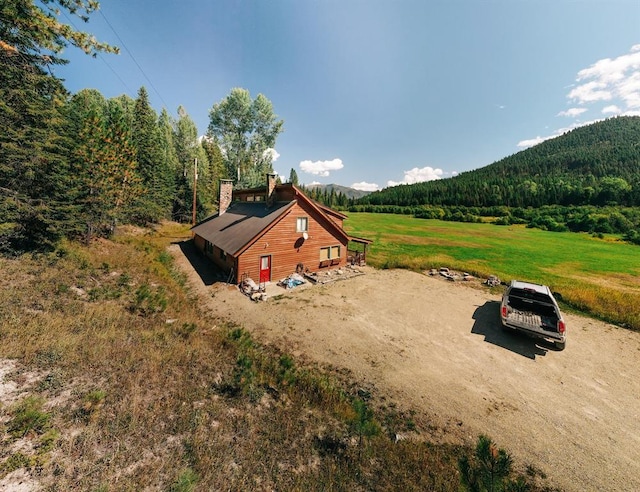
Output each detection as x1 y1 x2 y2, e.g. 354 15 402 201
509 288 553 304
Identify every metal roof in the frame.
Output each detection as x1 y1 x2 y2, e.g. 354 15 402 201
191 200 295 255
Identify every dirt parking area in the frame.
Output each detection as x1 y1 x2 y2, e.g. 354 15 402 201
171 242 640 492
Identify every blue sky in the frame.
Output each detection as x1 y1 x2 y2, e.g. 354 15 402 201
56 0 640 191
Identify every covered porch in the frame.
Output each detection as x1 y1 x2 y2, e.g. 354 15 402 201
347 236 372 266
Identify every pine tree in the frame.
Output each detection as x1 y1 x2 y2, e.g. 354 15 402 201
131 87 174 222
458 435 514 492
76 103 142 240
0 0 117 253
157 108 179 212
0 40 71 252
172 106 201 222
288 168 299 186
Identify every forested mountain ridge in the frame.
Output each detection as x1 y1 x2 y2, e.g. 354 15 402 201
304 183 370 200
358 116 640 208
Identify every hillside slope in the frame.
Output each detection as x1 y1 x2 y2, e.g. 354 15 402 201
359 116 640 208
0 224 556 491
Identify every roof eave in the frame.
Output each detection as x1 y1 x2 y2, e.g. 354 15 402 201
291 185 350 242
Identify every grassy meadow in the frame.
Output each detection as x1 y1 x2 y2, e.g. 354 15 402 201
345 213 640 330
1 222 558 491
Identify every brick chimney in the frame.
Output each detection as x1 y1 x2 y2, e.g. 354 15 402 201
266 173 277 208
218 179 233 215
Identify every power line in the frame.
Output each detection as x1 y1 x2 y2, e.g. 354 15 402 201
60 10 133 95
98 9 170 109
95 51 135 95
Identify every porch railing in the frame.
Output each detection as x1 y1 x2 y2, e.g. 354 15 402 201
347 249 366 266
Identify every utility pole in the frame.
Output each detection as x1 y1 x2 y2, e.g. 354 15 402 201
192 158 198 225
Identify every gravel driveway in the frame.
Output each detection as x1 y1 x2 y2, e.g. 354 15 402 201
172 242 640 492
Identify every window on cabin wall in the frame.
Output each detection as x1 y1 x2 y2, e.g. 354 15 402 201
296 217 308 233
320 245 340 260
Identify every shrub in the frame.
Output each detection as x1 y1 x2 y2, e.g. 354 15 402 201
624 229 640 245
458 435 538 492
131 283 167 315
0 452 33 476
349 398 380 461
117 272 132 287
170 468 199 492
8 396 51 438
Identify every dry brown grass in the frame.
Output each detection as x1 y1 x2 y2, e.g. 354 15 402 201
0 224 553 491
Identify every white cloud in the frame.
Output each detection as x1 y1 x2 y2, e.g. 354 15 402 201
570 45 640 108
517 136 548 148
299 158 344 177
557 108 587 118
351 181 380 192
602 105 621 114
387 166 443 187
518 45 640 148
263 148 280 162
568 81 612 103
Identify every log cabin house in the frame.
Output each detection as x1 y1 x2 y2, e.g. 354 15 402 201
192 174 372 284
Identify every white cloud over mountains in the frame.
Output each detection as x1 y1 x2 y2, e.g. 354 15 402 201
387 166 443 187
570 44 640 109
351 181 380 192
300 158 344 177
602 105 621 114
518 44 640 149
557 108 587 118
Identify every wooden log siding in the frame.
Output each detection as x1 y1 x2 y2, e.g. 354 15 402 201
237 201 348 282
193 235 236 273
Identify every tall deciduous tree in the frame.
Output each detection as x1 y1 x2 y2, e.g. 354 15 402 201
172 106 209 222
201 137 227 207
207 88 283 188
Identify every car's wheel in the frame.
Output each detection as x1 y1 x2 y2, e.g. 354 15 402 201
555 340 566 351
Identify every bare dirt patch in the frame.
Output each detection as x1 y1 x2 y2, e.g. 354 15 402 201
171 242 640 492
0 360 43 491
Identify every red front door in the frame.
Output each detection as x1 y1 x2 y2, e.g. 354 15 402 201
259 255 271 283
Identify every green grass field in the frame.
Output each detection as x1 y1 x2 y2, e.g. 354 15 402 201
345 213 640 330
